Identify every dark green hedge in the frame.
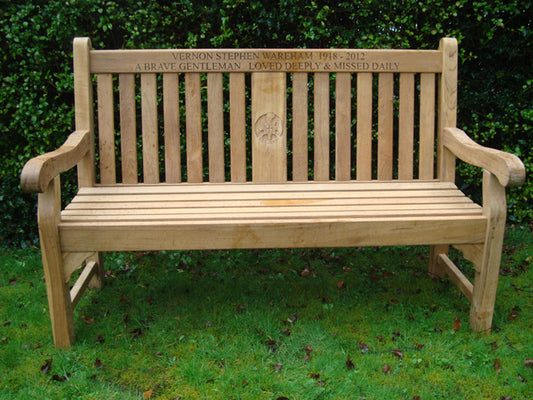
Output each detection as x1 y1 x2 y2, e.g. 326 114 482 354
1 0 531 246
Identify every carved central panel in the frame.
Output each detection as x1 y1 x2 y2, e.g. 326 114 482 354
255 112 283 143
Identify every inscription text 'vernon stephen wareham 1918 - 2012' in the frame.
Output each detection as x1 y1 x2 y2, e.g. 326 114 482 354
133 50 401 72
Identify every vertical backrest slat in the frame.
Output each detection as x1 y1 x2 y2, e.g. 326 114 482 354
314 72 330 181
335 72 352 181
97 74 116 184
356 73 373 180
229 73 246 182
163 73 181 183
251 72 287 182
377 73 394 180
119 74 138 184
292 72 308 181
207 73 224 183
419 73 436 180
398 73 415 180
73 38 95 187
141 73 159 183
185 73 203 183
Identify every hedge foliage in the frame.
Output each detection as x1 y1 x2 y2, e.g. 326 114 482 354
1 0 531 246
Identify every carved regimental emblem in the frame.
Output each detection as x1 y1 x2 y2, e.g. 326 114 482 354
255 112 283 143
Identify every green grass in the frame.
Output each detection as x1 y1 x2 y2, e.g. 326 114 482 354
1 225 532 399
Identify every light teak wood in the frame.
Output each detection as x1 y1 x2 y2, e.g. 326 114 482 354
252 72 287 182
20 38 525 347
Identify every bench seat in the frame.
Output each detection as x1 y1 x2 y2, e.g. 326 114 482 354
60 181 485 252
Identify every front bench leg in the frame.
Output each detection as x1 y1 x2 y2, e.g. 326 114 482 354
470 170 507 333
38 176 75 348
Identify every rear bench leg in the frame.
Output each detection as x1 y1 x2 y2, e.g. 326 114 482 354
428 245 448 278
88 252 105 289
470 171 506 333
38 177 75 348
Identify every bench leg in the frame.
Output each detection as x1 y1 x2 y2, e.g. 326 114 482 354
428 245 448 278
470 171 506 333
88 252 105 289
38 177 75 348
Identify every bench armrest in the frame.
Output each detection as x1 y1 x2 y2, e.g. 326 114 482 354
21 130 91 193
442 127 525 187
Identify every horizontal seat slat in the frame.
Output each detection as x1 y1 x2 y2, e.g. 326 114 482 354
63 202 480 216
79 180 458 195
61 208 481 222
65 196 475 210
69 190 468 204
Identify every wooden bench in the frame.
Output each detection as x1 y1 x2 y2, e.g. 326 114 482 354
21 38 525 348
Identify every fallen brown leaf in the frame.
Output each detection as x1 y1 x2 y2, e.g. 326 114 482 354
143 389 153 399
453 317 462 330
52 373 70 382
346 356 355 370
359 342 369 353
383 364 391 374
287 314 298 324
391 349 403 358
493 358 501 373
41 359 53 374
130 328 143 338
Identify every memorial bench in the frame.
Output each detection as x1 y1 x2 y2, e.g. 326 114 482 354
21 38 525 348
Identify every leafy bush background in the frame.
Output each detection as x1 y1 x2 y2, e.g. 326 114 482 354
1 0 531 246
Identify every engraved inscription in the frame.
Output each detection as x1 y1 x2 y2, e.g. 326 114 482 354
255 113 283 143
131 50 403 73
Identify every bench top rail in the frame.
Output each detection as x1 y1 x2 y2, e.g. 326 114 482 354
90 48 442 74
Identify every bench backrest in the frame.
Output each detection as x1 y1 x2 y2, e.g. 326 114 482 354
73 38 458 186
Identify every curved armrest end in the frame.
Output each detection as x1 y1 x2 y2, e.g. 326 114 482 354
443 127 526 187
20 130 90 193
21 157 52 193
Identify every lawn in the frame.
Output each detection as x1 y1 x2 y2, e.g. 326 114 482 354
1 225 532 399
